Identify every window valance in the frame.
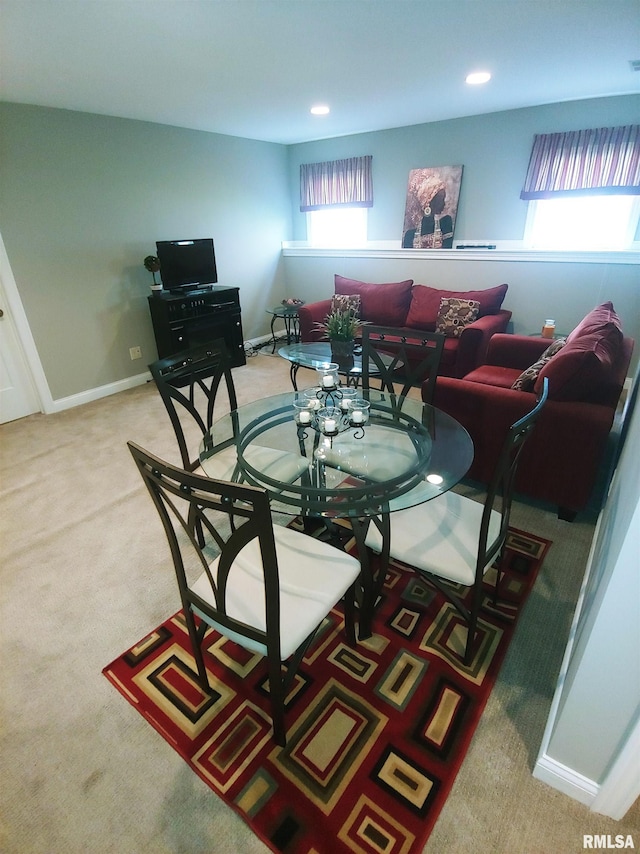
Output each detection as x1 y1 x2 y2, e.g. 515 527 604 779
300 155 373 211
520 125 640 199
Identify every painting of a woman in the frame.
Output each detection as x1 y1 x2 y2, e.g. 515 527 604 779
402 166 463 249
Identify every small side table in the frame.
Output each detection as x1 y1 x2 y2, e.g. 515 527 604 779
267 305 302 353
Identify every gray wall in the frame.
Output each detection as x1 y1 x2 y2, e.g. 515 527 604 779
0 103 291 400
281 253 639 372
283 94 640 372
1 95 638 402
286 95 640 242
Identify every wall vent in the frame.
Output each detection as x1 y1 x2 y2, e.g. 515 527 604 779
629 59 640 72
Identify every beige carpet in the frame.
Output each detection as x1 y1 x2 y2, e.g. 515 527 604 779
1 350 638 854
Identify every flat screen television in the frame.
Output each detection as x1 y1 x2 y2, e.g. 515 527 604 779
155 238 218 292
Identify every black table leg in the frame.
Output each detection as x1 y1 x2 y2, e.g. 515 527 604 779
349 513 390 640
289 362 300 390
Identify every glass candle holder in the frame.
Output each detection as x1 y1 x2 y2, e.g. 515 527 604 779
348 398 370 426
338 387 358 411
303 387 324 410
293 398 314 426
541 319 556 339
317 406 341 436
315 363 339 390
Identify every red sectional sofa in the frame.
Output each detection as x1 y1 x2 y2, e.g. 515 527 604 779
298 275 512 379
430 302 634 519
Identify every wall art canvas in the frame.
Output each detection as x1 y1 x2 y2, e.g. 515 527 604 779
402 165 463 249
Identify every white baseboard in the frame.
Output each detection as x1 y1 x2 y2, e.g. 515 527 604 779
48 371 150 414
46 335 282 414
533 752 599 807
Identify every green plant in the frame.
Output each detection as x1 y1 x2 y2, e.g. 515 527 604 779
316 308 362 341
144 255 161 286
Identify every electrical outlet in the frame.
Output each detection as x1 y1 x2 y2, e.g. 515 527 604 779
129 346 142 360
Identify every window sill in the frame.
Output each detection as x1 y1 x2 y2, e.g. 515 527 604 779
282 241 640 265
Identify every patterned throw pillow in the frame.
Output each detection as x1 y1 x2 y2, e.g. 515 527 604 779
330 293 361 316
435 298 481 338
511 337 567 391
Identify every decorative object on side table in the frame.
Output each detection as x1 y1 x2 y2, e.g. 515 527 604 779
541 318 556 338
144 255 162 291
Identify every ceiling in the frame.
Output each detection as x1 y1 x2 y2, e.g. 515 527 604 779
1 0 639 145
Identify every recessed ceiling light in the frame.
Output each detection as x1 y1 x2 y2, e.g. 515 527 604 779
466 71 491 85
310 105 330 116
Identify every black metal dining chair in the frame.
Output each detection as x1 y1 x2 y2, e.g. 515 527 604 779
128 441 360 746
365 378 548 665
149 343 308 484
361 324 445 406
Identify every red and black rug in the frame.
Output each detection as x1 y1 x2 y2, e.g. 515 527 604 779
103 525 550 854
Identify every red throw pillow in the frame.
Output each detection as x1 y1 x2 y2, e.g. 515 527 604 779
406 283 508 329
566 301 623 349
534 332 618 402
334 275 413 326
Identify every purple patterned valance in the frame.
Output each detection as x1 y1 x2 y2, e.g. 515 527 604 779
520 125 640 199
300 156 373 211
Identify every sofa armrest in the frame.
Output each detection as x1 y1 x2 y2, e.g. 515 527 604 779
454 309 512 377
484 333 549 370
299 299 332 342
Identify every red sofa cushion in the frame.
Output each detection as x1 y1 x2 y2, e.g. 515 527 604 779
406 283 508 330
465 365 522 389
334 275 413 326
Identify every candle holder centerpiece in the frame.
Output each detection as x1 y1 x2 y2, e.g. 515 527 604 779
317 407 341 437
293 375 369 440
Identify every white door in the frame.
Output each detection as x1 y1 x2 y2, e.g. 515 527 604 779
0 245 41 423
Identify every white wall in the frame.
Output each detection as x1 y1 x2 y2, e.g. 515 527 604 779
534 386 640 814
282 250 640 373
0 103 291 400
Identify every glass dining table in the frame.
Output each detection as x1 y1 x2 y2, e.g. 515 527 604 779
199 386 473 639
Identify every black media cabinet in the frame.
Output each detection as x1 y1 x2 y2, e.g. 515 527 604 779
148 286 246 367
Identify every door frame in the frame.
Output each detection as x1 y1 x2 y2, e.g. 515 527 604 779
0 232 52 415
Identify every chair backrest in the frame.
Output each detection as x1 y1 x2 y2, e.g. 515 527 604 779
149 342 238 471
361 324 445 406
128 441 281 656
478 377 549 572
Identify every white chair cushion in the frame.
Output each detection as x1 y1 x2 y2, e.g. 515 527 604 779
191 524 360 659
365 490 501 587
204 445 309 485
322 425 420 482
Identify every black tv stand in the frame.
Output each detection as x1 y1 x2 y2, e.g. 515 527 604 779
148 285 245 367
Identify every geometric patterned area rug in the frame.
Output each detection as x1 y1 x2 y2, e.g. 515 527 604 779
103 525 550 854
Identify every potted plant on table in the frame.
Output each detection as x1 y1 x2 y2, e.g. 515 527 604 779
144 255 162 291
316 308 364 366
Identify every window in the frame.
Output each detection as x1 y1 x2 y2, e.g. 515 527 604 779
307 207 368 248
525 195 640 250
520 125 640 250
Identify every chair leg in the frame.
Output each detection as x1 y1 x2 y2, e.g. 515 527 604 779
184 608 211 693
492 546 510 606
343 582 357 647
267 655 287 747
464 580 486 666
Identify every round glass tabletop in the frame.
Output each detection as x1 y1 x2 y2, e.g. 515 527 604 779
199 388 473 519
